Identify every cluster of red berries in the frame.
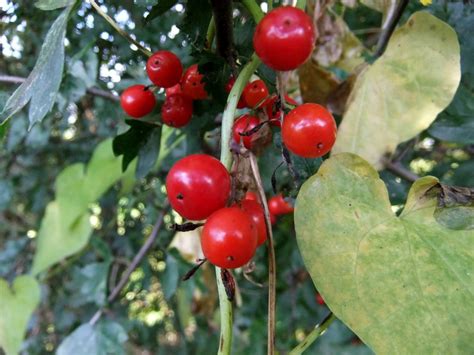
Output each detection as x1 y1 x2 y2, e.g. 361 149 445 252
165 154 293 269
120 51 208 127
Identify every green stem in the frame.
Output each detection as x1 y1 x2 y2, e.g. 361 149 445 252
206 15 216 50
215 268 232 355
289 313 336 355
89 0 152 57
268 0 273 11
241 0 264 22
219 53 261 168
295 0 307 10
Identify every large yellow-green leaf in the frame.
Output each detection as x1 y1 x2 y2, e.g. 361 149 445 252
0 276 41 355
295 153 474 354
332 12 461 169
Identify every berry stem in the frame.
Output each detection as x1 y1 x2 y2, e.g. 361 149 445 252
288 312 336 355
295 0 307 10
241 0 264 22
89 0 152 57
249 152 277 355
206 15 216 50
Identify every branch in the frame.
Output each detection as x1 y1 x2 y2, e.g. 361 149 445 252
384 160 419 183
249 152 277 355
89 203 169 326
288 312 336 355
210 0 236 66
0 74 119 102
374 0 409 58
88 0 152 57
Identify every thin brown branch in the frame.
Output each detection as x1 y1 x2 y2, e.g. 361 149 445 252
89 202 169 325
384 159 418 183
88 0 152 57
209 0 236 68
248 152 276 355
0 74 119 102
374 0 409 57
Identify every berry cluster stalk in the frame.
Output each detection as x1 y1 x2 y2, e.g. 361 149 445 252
216 53 261 355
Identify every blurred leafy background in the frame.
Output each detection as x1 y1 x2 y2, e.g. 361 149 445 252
0 0 472 354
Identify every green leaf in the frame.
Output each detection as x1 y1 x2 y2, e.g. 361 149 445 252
0 276 41 355
295 153 474 354
112 120 158 173
35 0 75 10
136 125 162 179
145 0 178 23
31 202 93 275
31 139 122 275
70 262 110 306
332 12 461 169
57 320 128 355
0 5 72 127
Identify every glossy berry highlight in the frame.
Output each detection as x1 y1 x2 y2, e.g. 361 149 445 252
120 85 156 118
166 154 231 220
282 103 337 158
201 207 258 269
146 50 183 88
254 6 315 71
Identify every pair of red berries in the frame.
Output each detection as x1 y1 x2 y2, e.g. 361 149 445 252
120 51 207 128
165 154 267 269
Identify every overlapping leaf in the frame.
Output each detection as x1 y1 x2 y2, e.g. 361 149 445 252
295 153 474 354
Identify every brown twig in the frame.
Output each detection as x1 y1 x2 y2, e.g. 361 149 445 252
374 0 409 58
0 74 119 102
384 159 418 182
248 152 276 355
209 0 236 68
89 202 169 325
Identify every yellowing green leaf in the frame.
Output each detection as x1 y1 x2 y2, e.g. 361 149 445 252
332 12 461 169
295 153 474 354
0 276 41 355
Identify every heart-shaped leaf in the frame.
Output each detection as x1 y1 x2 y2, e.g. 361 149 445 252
0 276 41 355
295 153 474 354
332 12 461 169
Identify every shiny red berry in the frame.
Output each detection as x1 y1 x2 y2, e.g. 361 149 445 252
165 83 183 96
146 50 183 88
264 94 299 127
201 207 258 268
182 64 208 100
226 76 247 109
282 103 337 158
268 194 294 216
232 115 260 149
243 79 269 108
254 6 315 71
166 154 231 220
120 85 156 118
237 199 267 247
161 93 193 128
244 191 258 201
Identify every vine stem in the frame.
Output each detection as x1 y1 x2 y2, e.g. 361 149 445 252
216 52 261 355
88 0 152 57
206 15 216 49
89 203 169 326
241 0 264 22
249 152 277 355
288 312 336 355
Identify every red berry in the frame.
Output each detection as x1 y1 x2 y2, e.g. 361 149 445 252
226 76 247 109
166 154 231 220
243 79 269 108
165 83 183 96
264 94 299 127
316 293 325 305
120 85 156 118
161 93 193 128
270 213 277 225
235 199 267 247
282 103 337 158
201 207 258 268
232 115 260 149
244 191 258 201
182 64 208 100
268 194 294 216
146 50 183 88
254 6 315 71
